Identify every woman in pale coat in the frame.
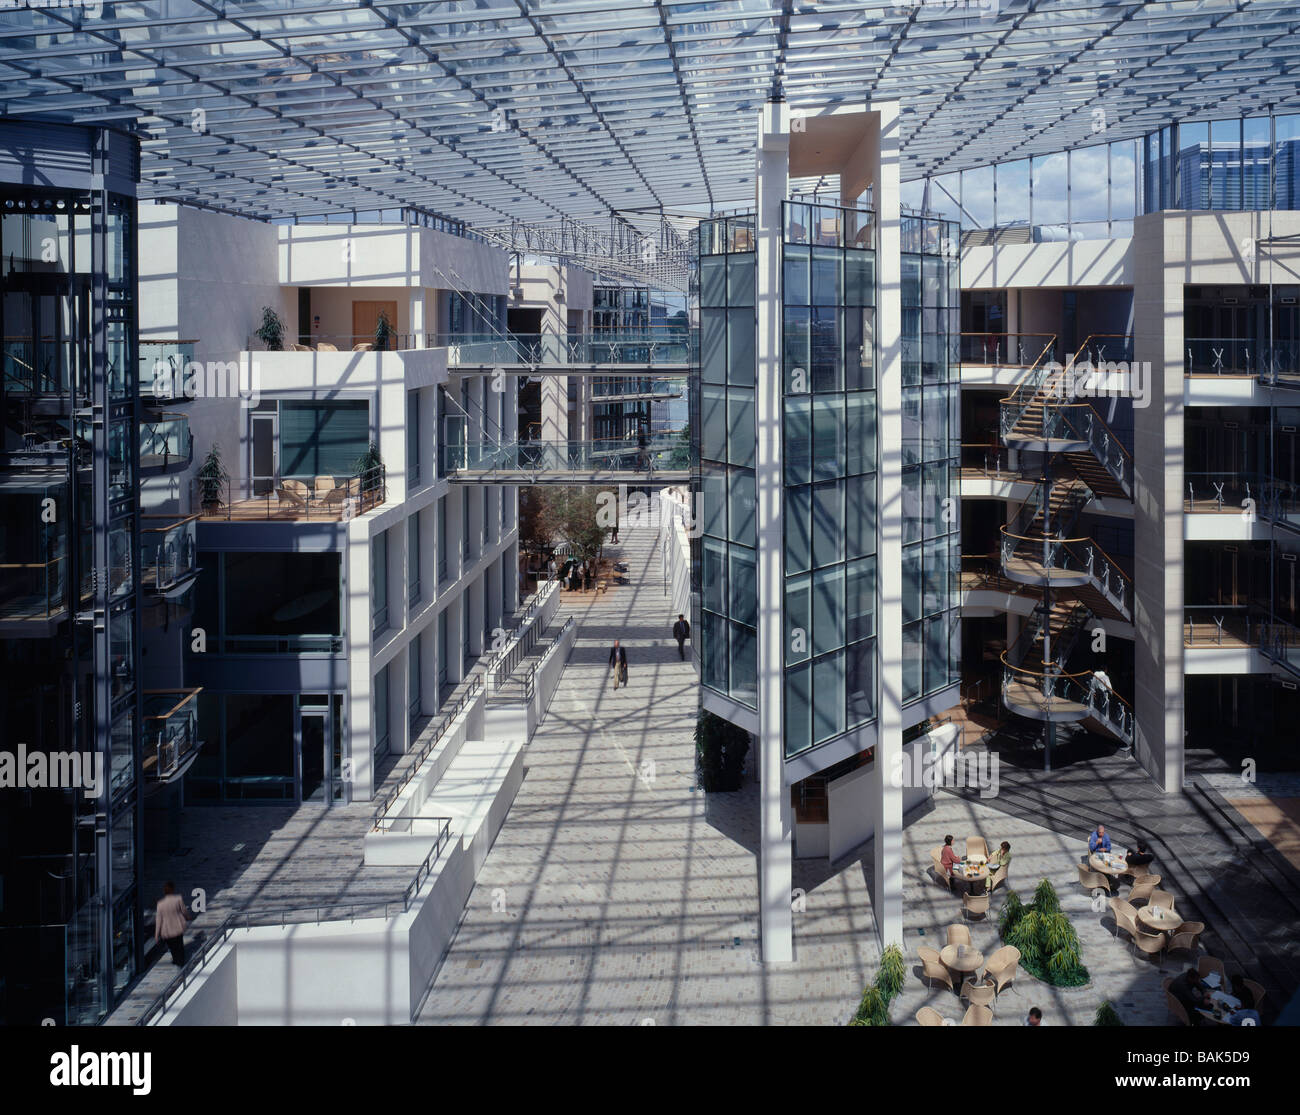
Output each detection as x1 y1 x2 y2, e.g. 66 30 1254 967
154 881 191 966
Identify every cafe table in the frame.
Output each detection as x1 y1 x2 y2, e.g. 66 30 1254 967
1137 905 1183 933
939 943 984 977
952 860 989 884
1090 851 1129 877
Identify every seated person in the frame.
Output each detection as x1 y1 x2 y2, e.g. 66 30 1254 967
939 834 959 874
1169 968 1211 1025
988 841 1012 873
1126 842 1155 870
1088 824 1112 855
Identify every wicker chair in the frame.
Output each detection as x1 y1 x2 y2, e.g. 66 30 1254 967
1198 956 1227 985
984 945 1020 995
960 1004 993 1027
965 835 988 860
1167 921 1204 958
946 924 972 949
1133 928 1166 964
1163 978 1192 1026
316 341 338 351
961 978 997 1014
352 342 372 351
915 1005 946 1027
962 892 990 922
314 476 336 500
1126 878 1159 906
1129 872 1161 890
1243 979 1266 1012
290 343 312 352
987 862 1009 895
1148 890 1176 912
1110 898 1141 945
930 848 952 891
919 947 954 992
276 485 307 512
1077 864 1111 894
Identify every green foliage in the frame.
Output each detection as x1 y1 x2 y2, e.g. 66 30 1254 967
1094 1001 1124 1027
1033 877 1061 917
1000 882 1089 988
850 942 906 1026
197 443 228 506
530 486 610 564
695 710 750 792
997 890 1025 938
668 423 691 469
353 442 385 494
255 305 284 351
373 309 392 352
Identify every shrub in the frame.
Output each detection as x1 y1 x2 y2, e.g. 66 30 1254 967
695 710 750 792
850 941 907 1026
1000 880 1089 989
254 305 284 351
1094 1001 1124 1026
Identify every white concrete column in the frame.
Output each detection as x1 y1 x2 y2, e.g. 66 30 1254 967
755 102 794 963
540 375 568 442
872 100 905 948
409 288 426 347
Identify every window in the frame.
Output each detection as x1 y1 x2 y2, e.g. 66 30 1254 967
407 390 420 484
374 665 390 761
279 400 369 478
372 531 389 636
409 638 422 726
437 496 448 584
408 513 421 606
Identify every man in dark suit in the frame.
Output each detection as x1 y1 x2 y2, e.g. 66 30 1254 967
672 614 690 660
608 640 628 689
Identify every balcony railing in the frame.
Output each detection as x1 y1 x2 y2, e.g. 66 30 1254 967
443 431 690 477
194 464 386 522
0 554 67 622
1184 471 1299 520
1185 336 1300 379
142 689 203 784
245 333 424 353
959 333 1058 367
430 330 696 367
139 340 197 402
139 413 193 473
140 515 199 594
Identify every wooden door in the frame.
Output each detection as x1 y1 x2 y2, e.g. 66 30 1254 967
351 300 398 349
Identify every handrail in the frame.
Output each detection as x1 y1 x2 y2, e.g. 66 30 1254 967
136 820 453 1026
371 677 482 831
999 333 1061 408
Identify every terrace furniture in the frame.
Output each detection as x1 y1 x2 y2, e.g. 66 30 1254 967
1198 956 1227 985
983 945 1020 995
915 1006 946 1027
1137 905 1182 934
960 1004 993 1027
1126 878 1159 906
961 977 997 1015
965 836 988 860
1148 890 1176 912
1077 864 1112 894
930 848 953 891
939 943 983 978
918 947 954 993
1243 979 1266 1012
1109 897 1141 946
314 476 336 499
987 862 1009 895
946 924 972 949
317 342 338 351
1132 929 1166 963
1163 978 1192 1026
1128 872 1161 890
1090 851 1128 878
962 892 990 922
1166 921 1204 959
291 343 312 352
276 486 307 512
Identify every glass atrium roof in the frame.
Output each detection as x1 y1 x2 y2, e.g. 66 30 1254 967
3 0 1300 238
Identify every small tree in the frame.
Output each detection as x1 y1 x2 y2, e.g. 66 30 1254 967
1001 879 1088 988
373 309 393 352
354 442 385 499
695 710 749 791
197 444 228 511
255 306 285 351
535 486 609 564
668 422 691 469
1094 1001 1124 1026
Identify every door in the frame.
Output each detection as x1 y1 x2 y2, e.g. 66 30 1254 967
251 412 277 495
352 300 399 349
297 707 330 803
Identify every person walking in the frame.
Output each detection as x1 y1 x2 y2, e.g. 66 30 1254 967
548 557 557 583
154 881 191 966
610 519 620 543
609 639 628 690
672 613 690 660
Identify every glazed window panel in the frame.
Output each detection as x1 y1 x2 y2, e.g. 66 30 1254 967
701 309 727 384
813 651 846 745
785 573 811 666
727 309 755 386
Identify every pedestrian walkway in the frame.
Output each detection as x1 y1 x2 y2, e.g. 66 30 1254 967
417 495 880 1025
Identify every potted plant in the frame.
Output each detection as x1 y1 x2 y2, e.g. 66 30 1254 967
373 309 393 353
197 444 228 513
353 442 385 501
255 306 285 351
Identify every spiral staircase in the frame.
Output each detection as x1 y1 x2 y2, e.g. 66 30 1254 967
995 336 1135 746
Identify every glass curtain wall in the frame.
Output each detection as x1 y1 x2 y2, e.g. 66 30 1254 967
781 200 877 757
697 213 758 709
900 214 962 707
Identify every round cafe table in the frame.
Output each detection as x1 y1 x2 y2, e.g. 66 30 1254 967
1137 905 1183 933
1090 852 1127 877
939 944 984 977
